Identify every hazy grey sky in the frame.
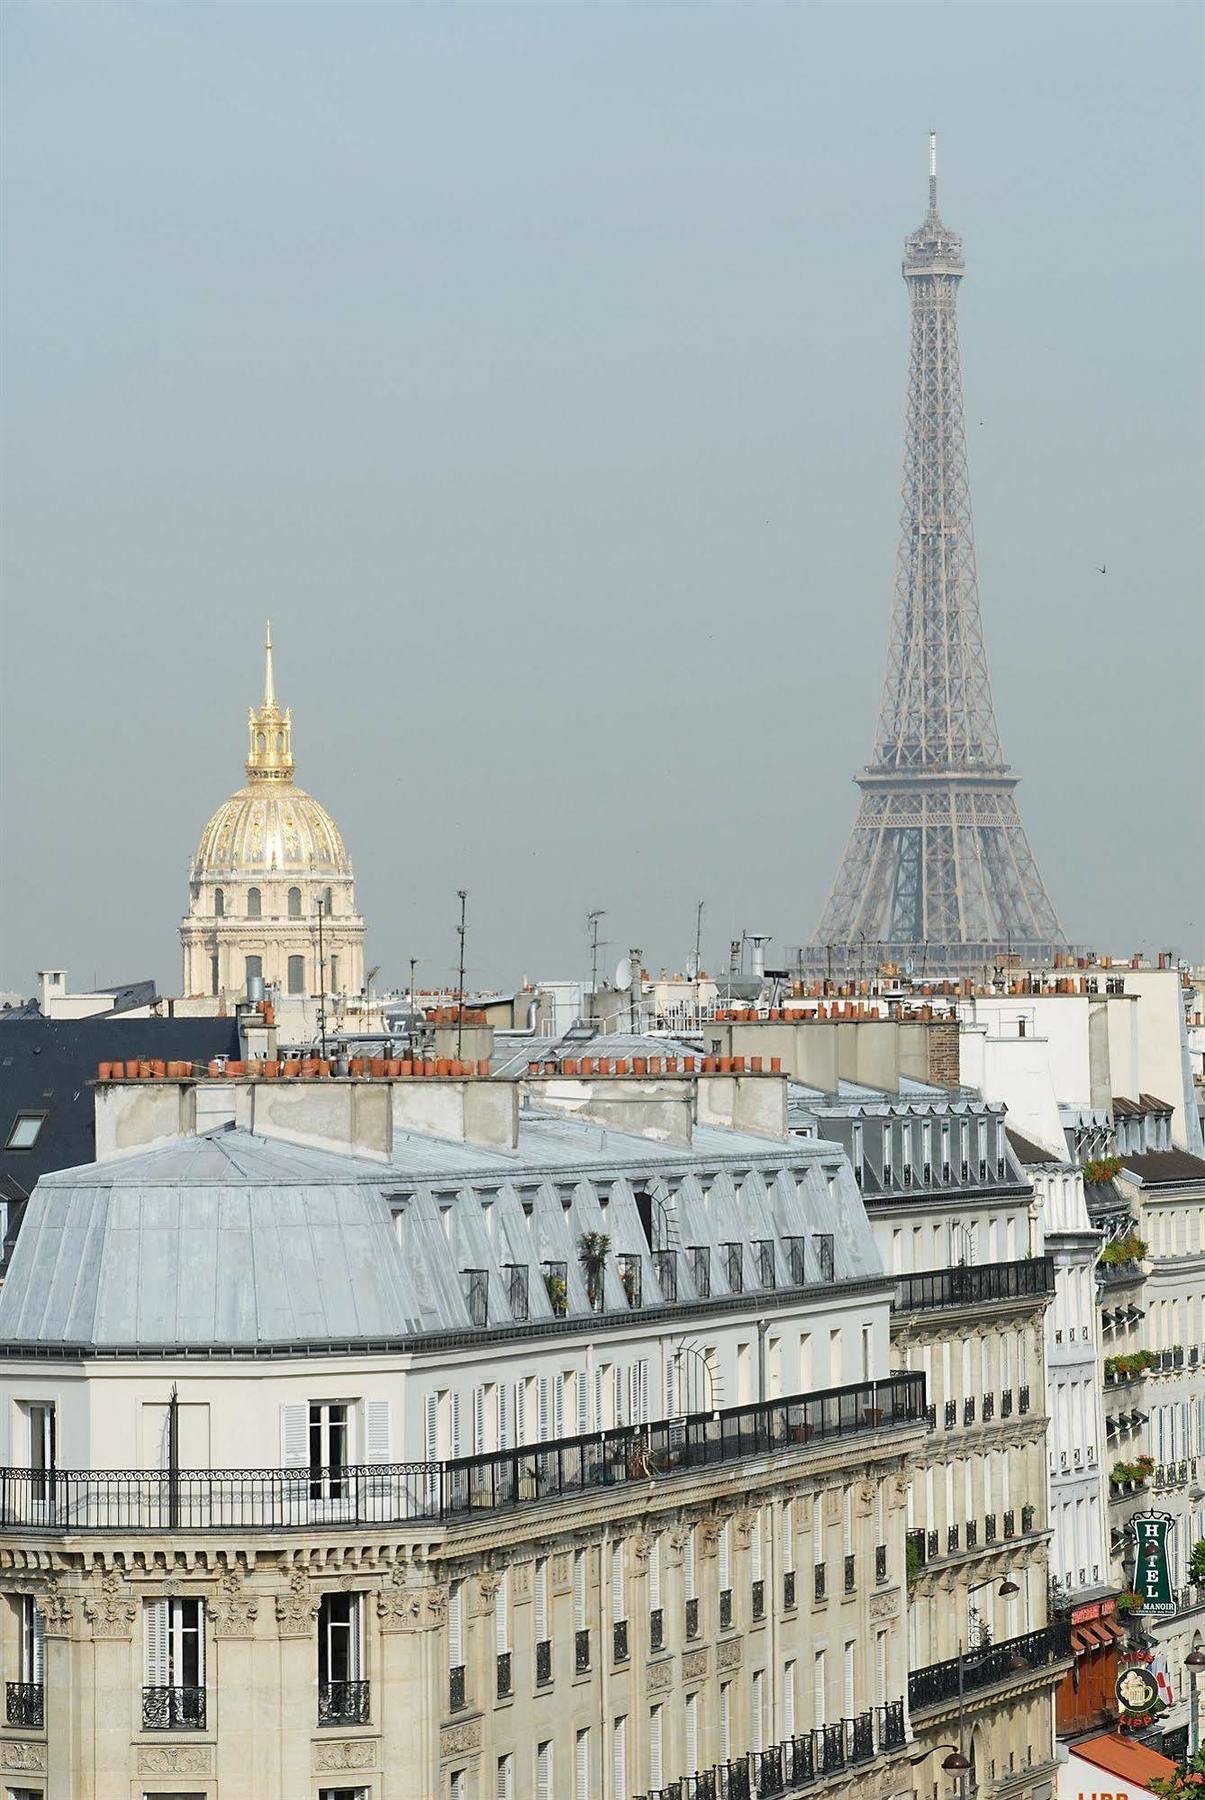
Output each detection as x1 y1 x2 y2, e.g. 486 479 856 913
2 1 1202 998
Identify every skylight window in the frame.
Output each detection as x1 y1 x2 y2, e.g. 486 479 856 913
5 1113 46 1150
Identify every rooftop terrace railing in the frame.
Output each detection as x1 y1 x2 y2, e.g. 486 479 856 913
893 1256 1054 1315
0 1374 926 1536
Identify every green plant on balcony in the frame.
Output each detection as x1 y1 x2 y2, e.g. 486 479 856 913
1104 1349 1158 1380
1115 1590 1144 1614
577 1231 610 1311
1084 1155 1122 1185
1189 1539 1205 1584
1100 1230 1147 1264
1111 1458 1153 1487
543 1270 568 1314
1151 1746 1205 1798
1135 1454 1154 1477
905 1534 921 1592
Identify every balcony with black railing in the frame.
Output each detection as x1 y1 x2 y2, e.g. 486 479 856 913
875 1543 888 1583
535 1637 552 1685
844 1554 856 1593
448 1665 466 1713
142 1684 206 1731
719 1588 733 1629
893 1256 1055 1315
650 1607 664 1652
319 1679 370 1726
908 1621 1072 1714
784 1570 796 1609
613 1619 629 1663
575 1628 590 1673
5 1682 43 1729
632 1701 909 1800
751 1579 765 1622
496 1651 512 1699
685 1597 699 1640
0 1374 927 1535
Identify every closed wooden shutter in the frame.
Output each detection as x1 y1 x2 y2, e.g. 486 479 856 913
497 1753 513 1800
365 1400 390 1463
515 1381 527 1446
574 1549 587 1628
593 1368 603 1430
534 1559 548 1641
575 1727 589 1800
451 1392 461 1459
612 1716 626 1798
685 1690 698 1773
751 1509 763 1583
498 1385 510 1450
448 1582 463 1668
495 1569 509 1655
280 1404 307 1468
719 1683 730 1760
752 1669 763 1752
424 1395 438 1462
28 1599 45 1686
610 1541 624 1622
782 1499 794 1572
718 1520 730 1589
536 1740 551 1800
684 1527 696 1601
649 1535 662 1612
474 1387 486 1455
144 1598 168 1686
538 1378 550 1442
576 1371 589 1435
649 1704 663 1786
784 1660 796 1736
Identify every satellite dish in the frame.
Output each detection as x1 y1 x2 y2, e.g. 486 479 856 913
614 956 632 993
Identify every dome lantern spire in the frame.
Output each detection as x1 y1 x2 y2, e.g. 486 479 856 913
246 622 294 782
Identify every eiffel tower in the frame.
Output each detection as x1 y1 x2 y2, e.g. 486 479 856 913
803 137 1071 978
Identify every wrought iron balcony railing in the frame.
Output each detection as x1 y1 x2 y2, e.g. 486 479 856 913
496 1650 512 1699
650 1607 664 1652
814 1563 826 1601
575 1628 590 1673
875 1543 888 1583
0 1375 927 1534
719 1588 733 1629
535 1637 552 1685
844 1554 856 1593
613 1619 629 1663
448 1665 466 1712
908 1621 1072 1714
893 1256 1054 1314
783 1570 796 1609
685 1597 699 1640
319 1678 370 1726
751 1580 765 1621
142 1684 206 1731
631 1701 910 1800
5 1682 43 1729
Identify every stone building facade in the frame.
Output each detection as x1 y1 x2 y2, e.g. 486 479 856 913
0 1060 945 1800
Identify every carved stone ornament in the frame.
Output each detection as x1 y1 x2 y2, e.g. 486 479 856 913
511 1562 531 1598
668 1529 690 1563
40 1581 75 1637
275 1566 319 1636
476 1573 502 1610
207 1566 259 1638
717 1636 743 1671
630 1534 652 1564
698 1517 723 1557
681 1648 708 1682
441 1718 482 1758
83 1569 138 1639
314 1739 376 1771
869 1590 899 1621
890 1475 910 1509
137 1743 213 1775
0 1741 47 1771
824 1489 843 1523
647 1660 673 1693
733 1511 756 1548
855 1479 877 1518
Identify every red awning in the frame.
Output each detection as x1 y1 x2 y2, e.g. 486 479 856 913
1077 1734 1177 1785
1071 1623 1111 1653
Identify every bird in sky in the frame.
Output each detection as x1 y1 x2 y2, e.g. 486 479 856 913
1097 563 1107 575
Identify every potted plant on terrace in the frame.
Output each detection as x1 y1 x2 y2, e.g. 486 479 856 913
577 1231 610 1312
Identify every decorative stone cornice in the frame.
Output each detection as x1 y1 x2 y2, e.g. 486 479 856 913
274 1566 319 1636
681 1647 708 1682
83 1569 138 1639
717 1635 743 1671
440 1717 482 1758
647 1659 674 1693
206 1565 258 1637
314 1738 377 1771
41 1579 75 1637
137 1743 213 1775
0 1740 47 1772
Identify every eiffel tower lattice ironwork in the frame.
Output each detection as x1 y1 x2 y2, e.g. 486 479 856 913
804 136 1070 978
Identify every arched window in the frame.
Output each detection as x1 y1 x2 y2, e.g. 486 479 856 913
247 888 261 919
287 886 302 919
256 732 266 754
245 955 263 986
287 955 305 995
322 886 333 913
214 888 225 918
210 955 219 997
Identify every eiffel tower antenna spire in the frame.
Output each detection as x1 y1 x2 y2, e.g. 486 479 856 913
801 137 1072 979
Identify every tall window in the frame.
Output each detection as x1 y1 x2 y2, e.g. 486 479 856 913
143 1597 205 1728
210 954 219 997
24 1402 55 1506
309 1402 349 1500
19 1594 44 1697
330 954 339 992
214 887 224 917
244 955 263 987
288 886 302 918
575 1727 590 1800
287 955 305 995
318 1593 364 1722
247 887 262 919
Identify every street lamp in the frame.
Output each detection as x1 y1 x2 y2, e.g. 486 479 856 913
1185 1646 1205 1759
908 1740 972 1798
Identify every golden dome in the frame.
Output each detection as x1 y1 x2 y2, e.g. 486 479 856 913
191 782 352 878
191 622 353 878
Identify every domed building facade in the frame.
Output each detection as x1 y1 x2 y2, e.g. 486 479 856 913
180 626 365 1006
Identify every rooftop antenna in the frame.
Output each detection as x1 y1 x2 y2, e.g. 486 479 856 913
316 896 327 1058
587 909 606 1026
263 617 275 708
693 900 704 982
929 129 938 212
456 890 468 1057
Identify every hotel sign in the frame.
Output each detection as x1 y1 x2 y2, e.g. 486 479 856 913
1129 1511 1177 1618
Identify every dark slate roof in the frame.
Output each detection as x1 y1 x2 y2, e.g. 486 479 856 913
1112 1094 1174 1116
0 1015 240 1259
1121 1149 1205 1187
1006 1128 1063 1166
